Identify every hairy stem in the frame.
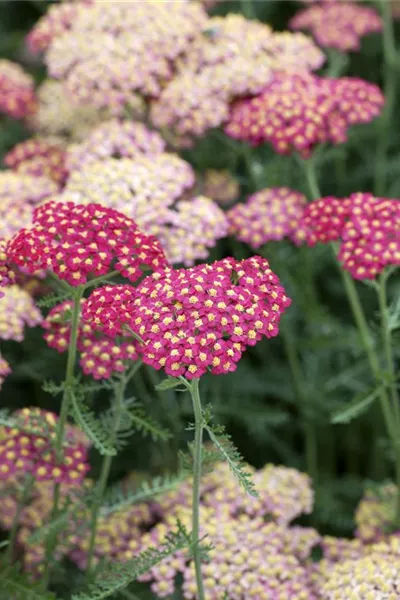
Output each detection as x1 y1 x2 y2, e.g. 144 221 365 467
42 286 83 589
189 378 205 600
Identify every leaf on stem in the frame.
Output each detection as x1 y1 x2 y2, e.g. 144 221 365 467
70 391 117 456
331 385 383 424
0 566 59 600
71 523 191 600
155 376 182 391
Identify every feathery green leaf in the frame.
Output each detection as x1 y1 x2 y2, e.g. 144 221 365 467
331 385 383 424
70 392 117 456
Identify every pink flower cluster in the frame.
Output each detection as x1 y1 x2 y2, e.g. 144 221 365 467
225 73 384 157
27 1 87 54
0 60 36 119
0 353 11 390
290 1 382 52
66 119 166 172
4 200 167 286
228 187 308 248
0 408 90 484
301 193 400 279
83 256 291 379
43 299 140 380
4 138 68 186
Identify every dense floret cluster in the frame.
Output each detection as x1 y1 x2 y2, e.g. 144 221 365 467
83 256 291 379
0 59 36 119
225 73 384 156
4 138 68 185
0 285 42 341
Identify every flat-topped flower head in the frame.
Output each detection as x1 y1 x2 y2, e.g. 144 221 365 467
0 285 42 342
320 552 400 599
6 201 167 286
43 299 140 380
0 60 36 119
290 2 382 52
203 169 239 205
26 1 86 54
67 119 166 172
0 353 11 390
300 195 353 245
228 187 308 248
29 79 120 142
0 407 90 484
355 483 399 543
83 256 291 379
225 73 384 157
44 1 207 110
150 15 324 138
4 138 68 186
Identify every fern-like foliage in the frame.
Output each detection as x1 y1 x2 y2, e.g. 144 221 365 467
126 402 171 442
101 471 188 516
36 291 72 309
70 391 117 456
0 566 59 600
201 407 259 498
72 523 191 600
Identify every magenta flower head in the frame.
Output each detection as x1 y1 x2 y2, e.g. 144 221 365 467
5 200 168 286
290 2 382 52
225 73 384 157
43 299 140 380
0 60 36 119
83 256 291 380
301 193 400 279
228 187 308 248
0 408 90 484
4 138 68 186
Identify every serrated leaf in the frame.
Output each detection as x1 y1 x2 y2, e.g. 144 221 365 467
331 386 383 424
155 376 182 391
127 405 171 442
72 523 191 600
70 391 117 456
0 566 59 600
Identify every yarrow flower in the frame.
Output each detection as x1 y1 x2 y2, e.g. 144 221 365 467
0 285 42 342
28 79 120 142
0 408 90 484
225 73 384 157
66 119 166 172
289 2 382 52
202 169 239 205
150 14 324 138
228 187 308 248
83 256 291 379
26 1 87 54
43 299 140 380
0 353 11 390
320 552 400 599
4 138 68 186
43 1 207 110
61 156 227 265
5 200 168 286
0 60 36 119
0 241 15 292
301 193 400 279
355 483 399 543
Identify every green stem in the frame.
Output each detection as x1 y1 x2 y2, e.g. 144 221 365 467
281 322 318 484
374 0 397 196
188 378 205 600
86 361 142 576
326 48 349 78
5 475 34 565
302 156 321 201
42 287 83 589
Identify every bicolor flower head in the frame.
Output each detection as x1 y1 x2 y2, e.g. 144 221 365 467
0 60 36 119
26 1 87 54
83 256 291 379
67 119 166 172
4 138 68 186
355 483 399 543
290 2 382 52
0 240 16 292
225 73 384 157
0 285 42 341
301 193 400 279
43 299 140 380
5 200 168 286
0 408 90 484
44 1 207 110
228 187 308 248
